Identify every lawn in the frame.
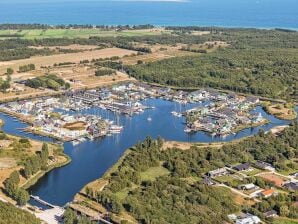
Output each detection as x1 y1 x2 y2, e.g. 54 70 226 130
139 165 170 181
114 188 130 201
241 167 263 176
0 28 170 39
214 175 238 183
214 174 244 188
112 164 170 201
181 176 202 184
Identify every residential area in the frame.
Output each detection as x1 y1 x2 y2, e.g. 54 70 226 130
0 82 269 146
205 160 298 223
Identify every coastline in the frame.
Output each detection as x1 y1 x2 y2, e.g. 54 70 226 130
262 103 297 120
0 117 70 202
22 152 71 190
0 87 296 209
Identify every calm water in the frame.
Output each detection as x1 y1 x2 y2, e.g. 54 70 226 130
0 99 296 206
0 0 297 29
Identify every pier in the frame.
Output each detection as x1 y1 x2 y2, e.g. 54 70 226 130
68 203 113 224
30 195 57 208
30 195 65 224
30 195 113 224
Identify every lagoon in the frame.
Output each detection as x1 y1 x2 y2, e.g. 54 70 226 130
0 99 296 206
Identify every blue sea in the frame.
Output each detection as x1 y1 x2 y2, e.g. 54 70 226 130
0 0 297 29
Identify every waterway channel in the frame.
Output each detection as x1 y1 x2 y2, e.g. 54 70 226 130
0 99 296 206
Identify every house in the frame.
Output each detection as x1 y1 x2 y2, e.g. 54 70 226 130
260 189 277 198
246 96 260 104
235 214 261 224
239 183 258 191
283 182 298 191
254 161 275 171
233 162 251 171
207 167 228 178
252 113 263 123
263 210 278 218
202 177 215 186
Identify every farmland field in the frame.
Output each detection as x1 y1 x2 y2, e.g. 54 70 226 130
0 28 171 39
0 47 136 74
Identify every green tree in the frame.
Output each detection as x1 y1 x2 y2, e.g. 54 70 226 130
6 68 13 75
15 188 29 206
4 171 20 196
63 208 77 224
40 143 49 167
65 82 71 89
279 205 290 217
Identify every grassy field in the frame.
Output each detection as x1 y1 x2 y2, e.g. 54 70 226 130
0 28 170 39
240 167 263 176
139 164 170 181
264 103 297 120
0 47 135 74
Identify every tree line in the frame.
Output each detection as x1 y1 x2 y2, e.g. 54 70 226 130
19 64 35 72
95 69 116 77
23 143 49 178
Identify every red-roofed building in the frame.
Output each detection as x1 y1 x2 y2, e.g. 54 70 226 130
260 189 277 198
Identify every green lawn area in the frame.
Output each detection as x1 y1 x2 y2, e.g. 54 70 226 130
278 160 298 176
214 174 244 188
140 165 170 182
181 176 202 184
114 188 130 201
114 165 170 201
214 175 237 183
241 167 263 176
0 28 170 39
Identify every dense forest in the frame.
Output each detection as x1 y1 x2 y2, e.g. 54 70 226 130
89 137 238 224
81 122 297 224
0 201 41 224
25 74 70 90
124 29 298 100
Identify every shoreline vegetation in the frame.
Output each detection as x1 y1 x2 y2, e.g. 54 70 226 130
0 117 70 205
263 102 297 120
71 123 298 223
21 152 71 190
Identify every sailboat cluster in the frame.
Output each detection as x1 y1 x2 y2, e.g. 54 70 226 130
0 82 266 143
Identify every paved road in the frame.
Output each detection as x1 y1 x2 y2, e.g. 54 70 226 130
218 184 261 203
